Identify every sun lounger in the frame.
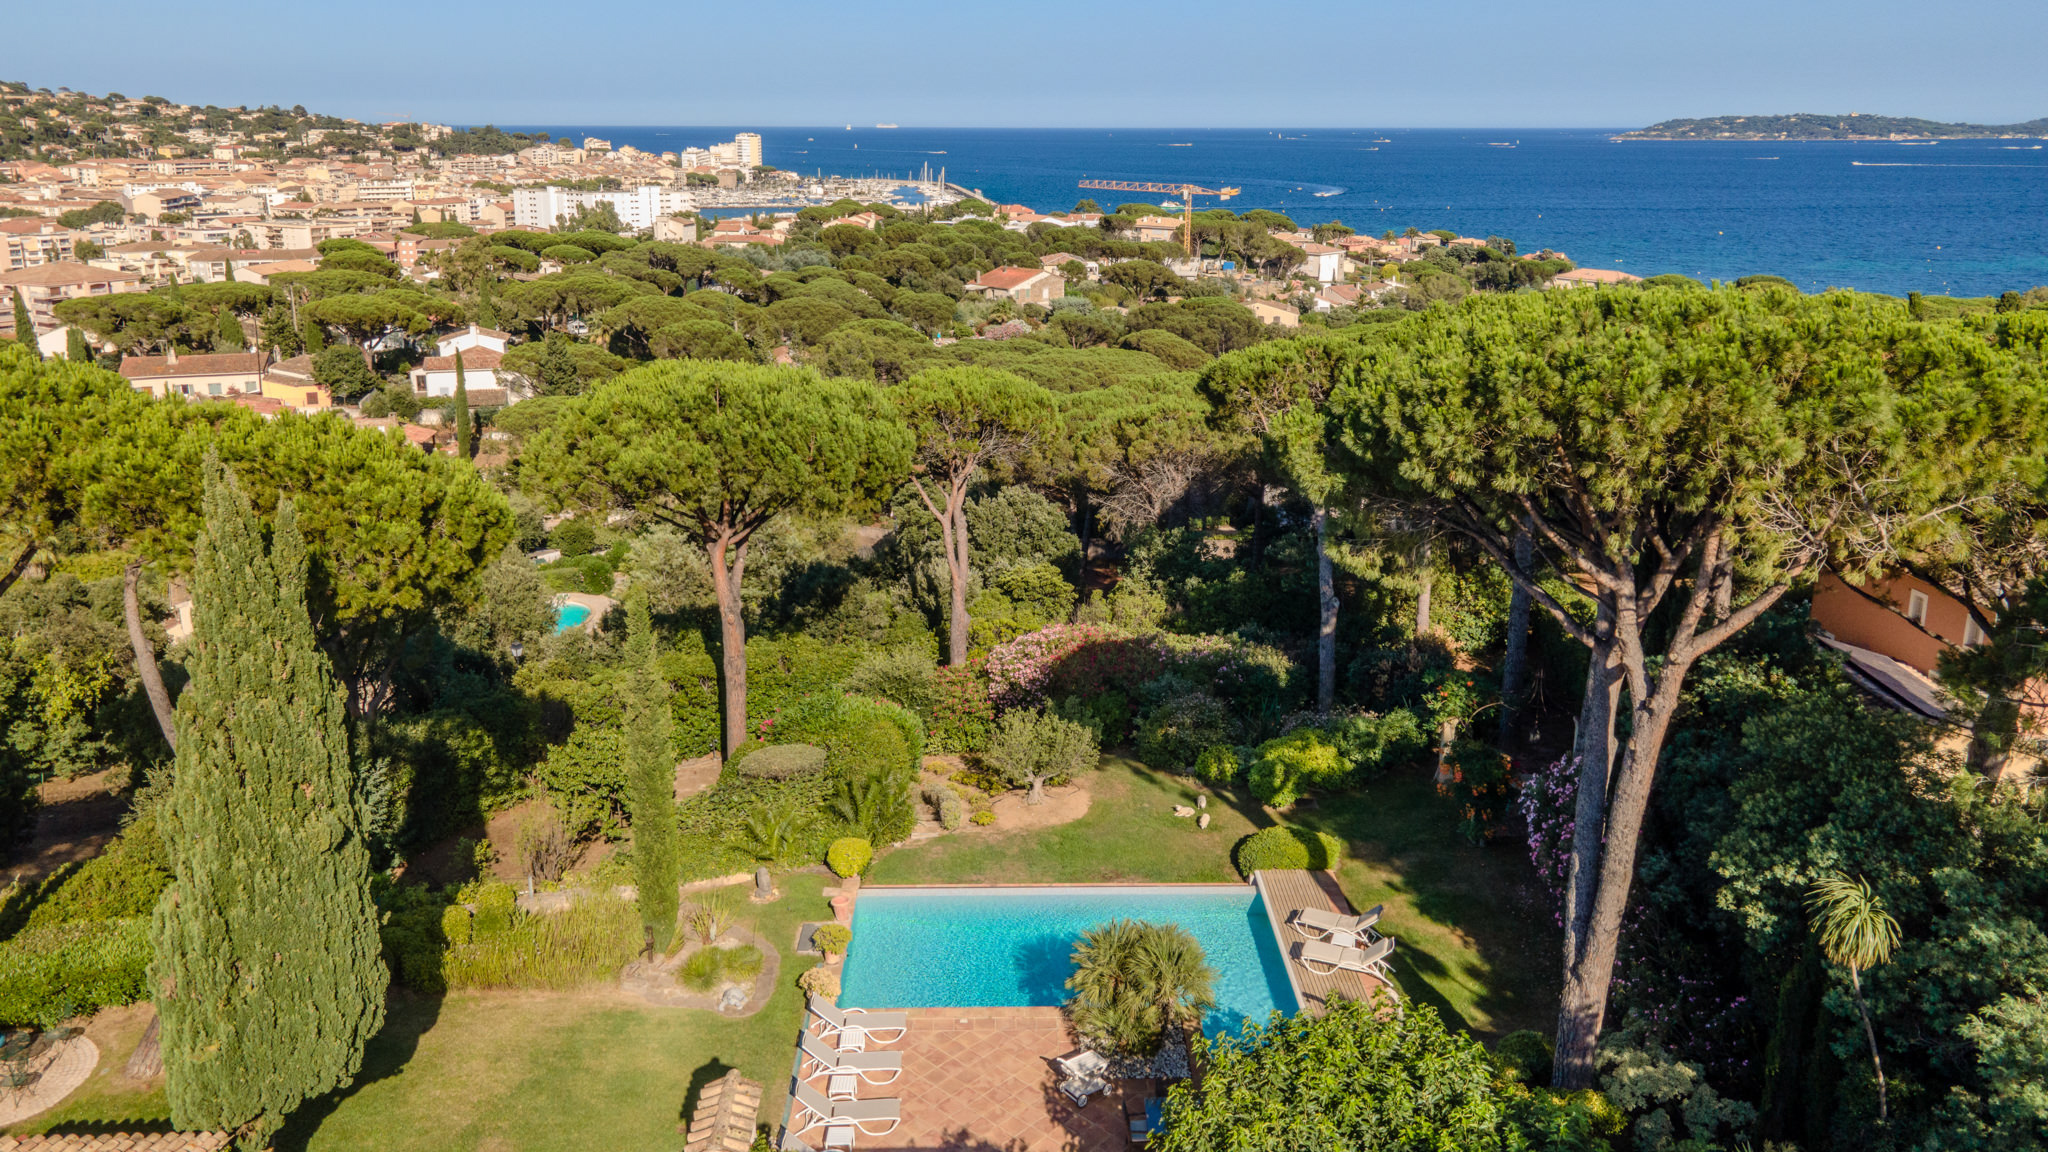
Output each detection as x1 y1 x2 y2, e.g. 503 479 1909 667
793 1081 903 1137
1291 904 1384 941
1296 935 1396 977
799 1030 904 1085
807 994 908 1045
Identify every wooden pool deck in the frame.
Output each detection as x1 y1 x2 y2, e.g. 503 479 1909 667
1253 869 1395 1015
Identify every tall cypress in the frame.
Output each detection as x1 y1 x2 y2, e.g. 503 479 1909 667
66 326 89 363
624 594 680 952
451 348 472 457
215 307 245 351
10 289 36 361
151 455 387 1150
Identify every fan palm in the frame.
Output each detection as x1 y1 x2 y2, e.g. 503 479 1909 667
1065 919 1217 1057
1808 873 1902 1122
1134 925 1217 1037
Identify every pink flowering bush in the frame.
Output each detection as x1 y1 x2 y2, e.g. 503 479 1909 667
1520 754 1578 921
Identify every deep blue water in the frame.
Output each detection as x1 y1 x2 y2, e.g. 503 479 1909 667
504 126 2048 297
838 886 1298 1037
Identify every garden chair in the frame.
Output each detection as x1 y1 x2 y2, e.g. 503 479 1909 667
807 994 908 1045
1061 1072 1110 1108
1296 935 1395 977
799 1030 904 1085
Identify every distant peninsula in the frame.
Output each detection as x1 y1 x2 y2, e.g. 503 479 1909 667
1619 112 2048 141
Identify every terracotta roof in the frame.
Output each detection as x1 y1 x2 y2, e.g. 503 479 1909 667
971 266 1049 291
228 394 287 415
1552 267 1642 285
353 416 438 445
119 352 264 379
1 262 142 287
420 348 503 371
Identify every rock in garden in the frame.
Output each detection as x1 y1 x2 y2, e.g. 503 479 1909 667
1197 812 1210 829
1173 805 1196 818
1197 794 1208 809
718 985 749 1012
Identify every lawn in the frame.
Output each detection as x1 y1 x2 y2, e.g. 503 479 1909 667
10 875 835 1151
871 755 1560 1038
14 758 1556 1148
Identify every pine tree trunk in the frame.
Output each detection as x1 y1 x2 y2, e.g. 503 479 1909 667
1498 530 1534 747
950 500 972 665
1314 506 1336 714
124 563 177 751
1554 643 1693 1088
0 540 37 603
1414 537 1433 636
709 531 750 757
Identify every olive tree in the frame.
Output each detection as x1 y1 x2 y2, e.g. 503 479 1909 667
528 361 910 755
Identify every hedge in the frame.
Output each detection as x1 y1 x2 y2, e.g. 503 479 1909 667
1233 826 1346 879
0 917 151 1026
661 634 880 756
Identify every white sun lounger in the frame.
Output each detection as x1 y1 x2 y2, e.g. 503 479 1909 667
807 994 908 1045
792 1080 902 1137
1297 935 1395 977
800 1029 904 1085
1291 904 1384 941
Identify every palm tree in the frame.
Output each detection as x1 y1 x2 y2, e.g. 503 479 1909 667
1067 920 1216 1057
1135 925 1217 1039
1808 873 1902 1122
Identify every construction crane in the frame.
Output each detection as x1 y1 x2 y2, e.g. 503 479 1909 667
1078 180 1240 258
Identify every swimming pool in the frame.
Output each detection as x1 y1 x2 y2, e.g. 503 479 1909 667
552 602 591 633
839 885 1298 1036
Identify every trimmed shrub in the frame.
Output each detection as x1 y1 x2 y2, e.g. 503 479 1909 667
1193 744 1247 785
923 783 965 830
473 881 518 936
1136 691 1238 772
738 743 827 780
0 917 151 1026
1494 1029 1554 1085
1247 729 1346 807
797 964 841 998
812 923 851 956
440 904 473 947
826 837 873 878
971 809 996 826
1233 826 1345 879
760 694 925 780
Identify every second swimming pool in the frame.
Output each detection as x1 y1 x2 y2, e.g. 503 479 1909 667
838 885 1298 1036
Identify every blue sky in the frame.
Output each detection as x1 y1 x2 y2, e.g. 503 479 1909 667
7 0 2046 128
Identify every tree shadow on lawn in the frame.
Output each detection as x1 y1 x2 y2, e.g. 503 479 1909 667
1288 770 1562 1039
273 989 445 1152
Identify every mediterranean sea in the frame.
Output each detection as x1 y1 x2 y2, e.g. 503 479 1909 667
504 126 2048 298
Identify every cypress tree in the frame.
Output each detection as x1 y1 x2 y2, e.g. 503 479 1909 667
623 593 680 952
66 326 89 363
302 317 325 354
10 289 36 361
452 348 472 458
151 454 387 1150
223 256 235 283
476 276 500 331
215 307 245 351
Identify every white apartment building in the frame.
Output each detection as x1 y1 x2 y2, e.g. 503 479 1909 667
511 185 697 232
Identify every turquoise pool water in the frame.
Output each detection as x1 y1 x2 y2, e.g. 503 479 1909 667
552 602 591 633
839 885 1298 1036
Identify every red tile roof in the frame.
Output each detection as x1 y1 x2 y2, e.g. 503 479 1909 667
119 352 264 379
971 266 1048 291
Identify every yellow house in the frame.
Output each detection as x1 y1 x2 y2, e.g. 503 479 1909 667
119 351 264 398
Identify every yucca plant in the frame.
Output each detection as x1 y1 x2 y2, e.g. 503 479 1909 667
1808 873 1902 1122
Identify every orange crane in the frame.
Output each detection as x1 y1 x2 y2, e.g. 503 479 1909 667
1078 179 1240 257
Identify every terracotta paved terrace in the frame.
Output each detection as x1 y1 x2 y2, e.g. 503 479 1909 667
791 1007 1148 1151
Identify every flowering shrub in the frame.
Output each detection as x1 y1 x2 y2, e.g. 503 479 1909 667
1520 754 1578 919
927 660 995 754
1440 741 1515 845
987 624 1140 708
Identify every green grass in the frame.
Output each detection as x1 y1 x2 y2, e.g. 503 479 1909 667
10 876 833 1152
871 755 1559 1038
15 759 1557 1148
